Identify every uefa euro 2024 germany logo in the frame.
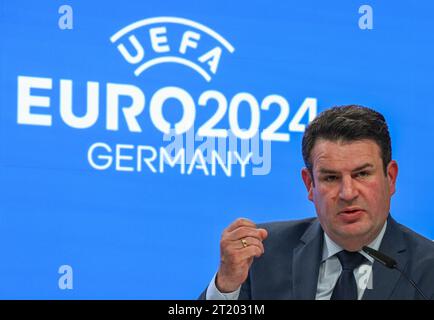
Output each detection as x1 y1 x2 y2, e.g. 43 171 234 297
16 17 317 177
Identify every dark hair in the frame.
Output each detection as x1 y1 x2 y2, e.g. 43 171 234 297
302 105 391 177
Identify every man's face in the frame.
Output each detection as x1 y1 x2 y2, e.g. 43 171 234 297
301 139 398 250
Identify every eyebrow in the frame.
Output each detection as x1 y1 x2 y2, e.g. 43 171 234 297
318 163 374 174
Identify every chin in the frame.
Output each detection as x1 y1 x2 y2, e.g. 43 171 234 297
336 220 372 238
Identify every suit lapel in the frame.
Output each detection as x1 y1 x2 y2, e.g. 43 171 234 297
292 220 324 299
362 217 408 300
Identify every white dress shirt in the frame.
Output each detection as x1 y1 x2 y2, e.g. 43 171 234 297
206 221 387 300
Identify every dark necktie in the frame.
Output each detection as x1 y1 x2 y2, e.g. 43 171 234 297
330 250 367 300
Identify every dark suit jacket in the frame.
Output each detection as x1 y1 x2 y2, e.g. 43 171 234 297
200 216 434 300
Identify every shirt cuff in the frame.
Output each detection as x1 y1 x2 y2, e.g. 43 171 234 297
206 273 241 300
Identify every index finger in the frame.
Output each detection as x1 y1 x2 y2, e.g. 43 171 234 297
225 218 257 233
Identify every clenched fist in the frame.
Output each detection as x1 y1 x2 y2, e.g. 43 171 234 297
216 218 268 293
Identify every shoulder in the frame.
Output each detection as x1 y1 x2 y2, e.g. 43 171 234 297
394 221 434 266
393 220 434 253
391 220 434 297
390 218 434 280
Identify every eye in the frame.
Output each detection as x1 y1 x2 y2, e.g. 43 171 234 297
323 175 338 182
356 171 370 178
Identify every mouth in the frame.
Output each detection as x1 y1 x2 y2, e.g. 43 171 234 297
338 207 365 222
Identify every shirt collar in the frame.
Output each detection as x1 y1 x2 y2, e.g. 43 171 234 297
321 220 387 263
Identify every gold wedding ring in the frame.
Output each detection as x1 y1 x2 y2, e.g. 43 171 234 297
241 238 248 248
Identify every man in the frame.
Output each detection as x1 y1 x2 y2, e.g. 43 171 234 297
200 105 434 300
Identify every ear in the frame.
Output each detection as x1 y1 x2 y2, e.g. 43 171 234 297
301 168 314 201
387 160 398 196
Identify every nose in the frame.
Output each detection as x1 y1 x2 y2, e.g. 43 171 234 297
339 176 359 202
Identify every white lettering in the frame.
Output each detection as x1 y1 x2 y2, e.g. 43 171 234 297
137 146 158 173
17 76 52 126
160 147 185 174
149 86 195 134
179 31 200 54
88 142 113 170
149 27 170 53
198 47 222 74
60 80 99 129
117 35 145 64
115 144 135 171
106 83 145 132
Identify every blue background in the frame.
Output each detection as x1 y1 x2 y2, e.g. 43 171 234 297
1 1 433 299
